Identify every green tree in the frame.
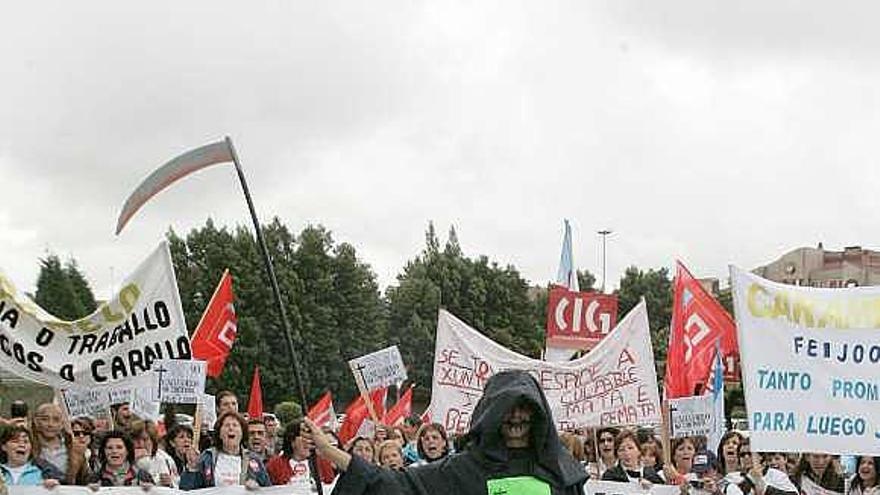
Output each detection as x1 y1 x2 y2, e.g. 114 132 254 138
168 219 385 409
34 254 96 319
386 224 543 404
576 270 596 292
616 266 673 381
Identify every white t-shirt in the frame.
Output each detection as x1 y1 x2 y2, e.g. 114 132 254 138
213 453 242 487
287 458 312 495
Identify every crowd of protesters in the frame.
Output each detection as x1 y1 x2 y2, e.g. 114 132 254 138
2 394 877 495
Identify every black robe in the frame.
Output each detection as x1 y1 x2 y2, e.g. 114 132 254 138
331 370 588 494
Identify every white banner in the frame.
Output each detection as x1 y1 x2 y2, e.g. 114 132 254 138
8 485 334 495
151 359 206 404
431 301 661 434
0 242 190 389
668 394 713 439
731 266 880 455
585 480 681 495
348 345 407 391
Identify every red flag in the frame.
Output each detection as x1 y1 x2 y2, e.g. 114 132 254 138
307 391 336 430
420 406 431 425
664 261 739 399
247 366 263 419
338 388 385 444
190 270 237 378
382 386 412 426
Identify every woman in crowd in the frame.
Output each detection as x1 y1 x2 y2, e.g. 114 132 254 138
720 438 797 495
70 417 97 472
718 431 744 475
31 403 90 485
347 437 376 464
792 453 845 494
848 457 879 495
266 421 314 490
413 423 449 465
1 425 62 487
179 411 270 489
559 432 585 466
602 429 664 485
164 423 194 476
596 427 620 477
387 426 407 447
373 425 389 444
90 430 153 486
130 420 177 487
640 438 664 475
664 436 698 485
376 440 405 471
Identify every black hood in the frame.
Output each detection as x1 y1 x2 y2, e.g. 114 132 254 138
463 369 587 487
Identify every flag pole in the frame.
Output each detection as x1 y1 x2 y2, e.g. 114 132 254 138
225 137 323 495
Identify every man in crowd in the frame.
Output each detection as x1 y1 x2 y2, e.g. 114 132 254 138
303 369 588 494
248 418 270 461
216 391 239 416
113 403 134 432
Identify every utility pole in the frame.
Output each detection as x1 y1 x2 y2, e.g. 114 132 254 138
597 229 613 293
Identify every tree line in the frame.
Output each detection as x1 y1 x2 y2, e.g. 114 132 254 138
32 218 696 412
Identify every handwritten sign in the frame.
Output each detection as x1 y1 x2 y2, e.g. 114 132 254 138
131 387 162 421
731 266 880 455
62 388 110 417
669 394 714 439
431 301 661 434
348 345 407 391
150 359 206 403
107 385 133 405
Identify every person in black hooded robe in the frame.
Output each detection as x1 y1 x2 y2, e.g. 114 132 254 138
303 369 588 495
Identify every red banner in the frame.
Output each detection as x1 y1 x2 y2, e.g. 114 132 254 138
545 286 618 350
191 270 237 378
664 261 739 399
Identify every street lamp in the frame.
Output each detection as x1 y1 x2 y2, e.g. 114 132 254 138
597 229 613 293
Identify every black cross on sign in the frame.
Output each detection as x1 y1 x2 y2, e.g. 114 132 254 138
154 365 169 400
354 363 368 388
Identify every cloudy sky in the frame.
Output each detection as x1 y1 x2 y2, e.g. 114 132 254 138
3 1 880 300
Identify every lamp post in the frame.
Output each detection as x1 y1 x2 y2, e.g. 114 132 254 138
597 229 613 293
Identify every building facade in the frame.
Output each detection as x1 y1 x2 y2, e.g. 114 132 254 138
753 244 880 288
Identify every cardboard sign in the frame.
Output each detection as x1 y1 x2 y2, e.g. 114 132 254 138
731 266 880 455
348 345 407 391
546 286 618 350
0 242 191 388
61 388 111 418
431 301 661 434
668 394 714 439
150 359 206 404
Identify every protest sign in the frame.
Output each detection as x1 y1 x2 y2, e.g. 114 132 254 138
0 242 190 389
348 345 407 391
131 387 162 421
585 480 680 495
107 385 133 405
546 286 619 350
150 359 206 403
61 388 111 418
668 394 714 439
431 300 660 434
202 393 217 427
731 266 880 455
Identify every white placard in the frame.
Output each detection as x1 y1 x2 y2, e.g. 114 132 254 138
202 394 217 428
131 387 161 421
0 242 190 389
348 345 407 391
731 266 880 455
668 394 714 439
61 388 111 418
107 386 133 405
150 359 206 404
430 301 661 434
